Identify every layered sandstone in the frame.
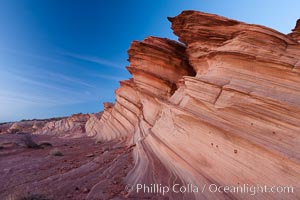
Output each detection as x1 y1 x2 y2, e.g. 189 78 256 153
84 112 103 136
289 19 300 42
0 119 61 135
93 11 300 199
34 113 90 138
0 113 97 138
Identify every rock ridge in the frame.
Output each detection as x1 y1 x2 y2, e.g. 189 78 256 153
93 11 300 199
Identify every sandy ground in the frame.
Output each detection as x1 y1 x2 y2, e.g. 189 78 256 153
0 133 134 200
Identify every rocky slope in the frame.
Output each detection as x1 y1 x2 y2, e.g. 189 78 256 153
93 11 300 199
0 133 134 200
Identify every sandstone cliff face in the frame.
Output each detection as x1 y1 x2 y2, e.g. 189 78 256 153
93 11 300 199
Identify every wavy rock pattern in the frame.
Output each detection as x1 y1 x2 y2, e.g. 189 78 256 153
84 112 103 136
34 114 90 138
0 118 63 135
94 11 300 199
0 113 104 138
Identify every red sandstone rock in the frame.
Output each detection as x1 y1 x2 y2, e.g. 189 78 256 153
93 11 300 199
84 112 103 136
33 113 90 138
0 113 101 138
288 19 300 42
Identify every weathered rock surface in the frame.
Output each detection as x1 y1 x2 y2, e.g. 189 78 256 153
289 19 300 42
84 112 103 136
34 113 90 138
0 118 63 135
0 113 102 138
93 11 300 199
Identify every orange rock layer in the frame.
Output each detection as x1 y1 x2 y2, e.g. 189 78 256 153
96 11 300 199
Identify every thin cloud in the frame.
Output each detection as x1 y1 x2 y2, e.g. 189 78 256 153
0 67 113 103
92 74 128 81
61 52 124 69
3 68 95 92
2 70 85 96
0 48 124 86
0 95 57 106
0 47 69 66
46 71 94 88
0 89 97 107
0 89 64 107
6 66 94 89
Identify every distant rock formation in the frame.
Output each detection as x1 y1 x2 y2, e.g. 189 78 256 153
0 119 54 135
0 113 102 138
92 11 300 199
34 113 90 138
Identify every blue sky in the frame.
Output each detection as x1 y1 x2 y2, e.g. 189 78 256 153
0 0 299 122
